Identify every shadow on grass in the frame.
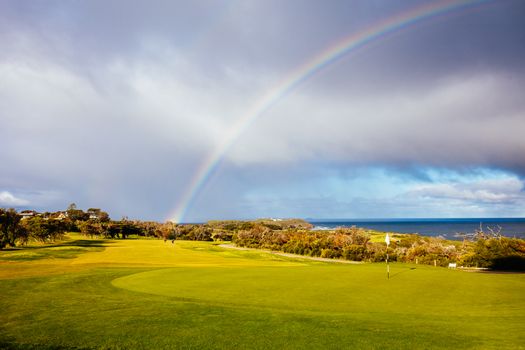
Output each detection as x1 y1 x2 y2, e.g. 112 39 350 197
390 267 417 279
3 239 110 251
0 239 112 262
0 339 91 350
0 330 94 349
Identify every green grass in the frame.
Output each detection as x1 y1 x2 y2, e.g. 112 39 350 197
0 234 524 349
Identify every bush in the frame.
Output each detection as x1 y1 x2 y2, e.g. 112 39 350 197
342 245 367 261
459 237 525 270
491 256 525 271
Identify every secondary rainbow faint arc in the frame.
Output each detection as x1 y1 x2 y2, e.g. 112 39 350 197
169 0 490 223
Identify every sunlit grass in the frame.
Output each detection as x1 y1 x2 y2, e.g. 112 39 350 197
0 234 524 349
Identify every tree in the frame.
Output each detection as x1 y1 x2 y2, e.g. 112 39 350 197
21 216 66 242
0 208 27 249
67 203 77 211
78 221 104 238
66 203 88 221
108 219 142 239
87 208 110 222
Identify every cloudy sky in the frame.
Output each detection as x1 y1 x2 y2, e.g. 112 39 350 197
1 0 524 222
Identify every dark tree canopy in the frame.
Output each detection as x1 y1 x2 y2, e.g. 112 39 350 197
0 208 27 249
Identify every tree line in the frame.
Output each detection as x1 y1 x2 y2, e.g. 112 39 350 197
0 205 231 247
2 207 524 270
0 209 315 248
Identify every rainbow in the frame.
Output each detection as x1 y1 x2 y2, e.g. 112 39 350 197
168 0 491 223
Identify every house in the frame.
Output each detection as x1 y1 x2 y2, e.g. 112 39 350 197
19 210 37 220
55 211 68 220
86 208 109 221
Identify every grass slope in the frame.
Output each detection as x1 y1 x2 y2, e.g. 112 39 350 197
0 234 524 349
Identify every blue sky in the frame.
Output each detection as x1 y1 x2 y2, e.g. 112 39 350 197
1 0 524 221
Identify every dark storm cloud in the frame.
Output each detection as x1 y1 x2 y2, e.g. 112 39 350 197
2 0 523 80
282 0 525 97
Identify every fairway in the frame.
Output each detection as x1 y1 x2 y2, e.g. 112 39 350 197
1 235 524 349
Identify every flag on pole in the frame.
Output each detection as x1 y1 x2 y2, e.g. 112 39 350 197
385 233 391 279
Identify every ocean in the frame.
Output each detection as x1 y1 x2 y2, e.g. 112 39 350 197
308 218 525 240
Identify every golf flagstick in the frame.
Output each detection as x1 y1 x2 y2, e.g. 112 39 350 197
385 233 390 279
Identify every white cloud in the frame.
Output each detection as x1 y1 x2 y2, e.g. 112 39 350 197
0 191 28 206
406 176 524 204
0 40 268 219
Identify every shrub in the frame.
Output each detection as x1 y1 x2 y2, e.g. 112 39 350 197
342 245 367 261
459 237 525 270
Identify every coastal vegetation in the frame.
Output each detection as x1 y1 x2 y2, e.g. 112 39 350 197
2 206 524 271
233 225 525 270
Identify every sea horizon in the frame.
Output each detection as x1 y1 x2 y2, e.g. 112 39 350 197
307 217 525 239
